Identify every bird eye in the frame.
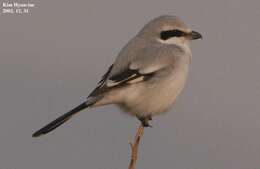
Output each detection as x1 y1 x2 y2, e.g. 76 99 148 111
160 29 185 40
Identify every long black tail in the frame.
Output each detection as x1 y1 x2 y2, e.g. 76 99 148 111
32 101 93 137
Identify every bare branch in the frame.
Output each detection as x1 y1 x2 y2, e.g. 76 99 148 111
128 124 144 169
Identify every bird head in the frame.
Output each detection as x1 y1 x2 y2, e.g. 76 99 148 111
138 15 202 46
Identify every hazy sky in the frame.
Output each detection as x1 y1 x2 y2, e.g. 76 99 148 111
1 0 260 169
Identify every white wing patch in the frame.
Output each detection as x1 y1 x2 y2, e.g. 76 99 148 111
139 64 163 74
106 74 138 87
106 80 121 87
127 76 144 84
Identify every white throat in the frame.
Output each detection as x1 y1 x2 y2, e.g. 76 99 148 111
159 37 190 49
157 37 192 63
157 36 185 44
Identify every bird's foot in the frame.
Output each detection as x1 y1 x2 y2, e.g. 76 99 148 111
137 115 152 127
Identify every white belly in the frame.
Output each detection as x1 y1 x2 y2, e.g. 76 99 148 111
118 66 189 117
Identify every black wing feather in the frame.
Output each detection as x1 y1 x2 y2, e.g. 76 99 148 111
88 65 154 98
98 64 113 84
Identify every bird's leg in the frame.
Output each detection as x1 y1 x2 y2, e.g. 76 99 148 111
137 115 152 127
147 115 152 121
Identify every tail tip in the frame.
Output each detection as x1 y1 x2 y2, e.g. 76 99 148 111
32 131 43 138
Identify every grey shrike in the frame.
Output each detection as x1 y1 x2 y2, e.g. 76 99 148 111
32 15 202 137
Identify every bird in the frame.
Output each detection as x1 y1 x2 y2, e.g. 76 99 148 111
32 15 202 137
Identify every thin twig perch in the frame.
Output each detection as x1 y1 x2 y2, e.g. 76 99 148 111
128 124 144 169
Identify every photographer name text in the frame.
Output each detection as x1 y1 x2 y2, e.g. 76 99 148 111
2 2 35 14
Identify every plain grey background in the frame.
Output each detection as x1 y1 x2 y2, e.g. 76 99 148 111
1 0 260 169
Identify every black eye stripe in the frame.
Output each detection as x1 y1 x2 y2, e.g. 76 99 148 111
160 29 185 40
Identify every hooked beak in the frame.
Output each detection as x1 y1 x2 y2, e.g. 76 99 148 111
188 31 202 40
